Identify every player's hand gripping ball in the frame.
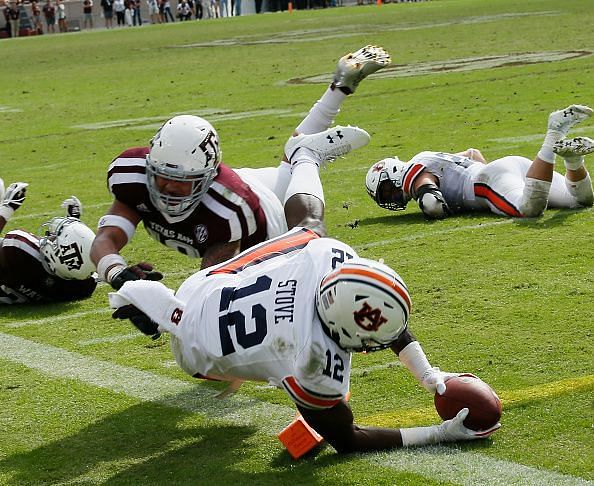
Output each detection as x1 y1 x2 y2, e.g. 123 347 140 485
434 374 502 430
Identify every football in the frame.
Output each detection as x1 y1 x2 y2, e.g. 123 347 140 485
434 374 502 430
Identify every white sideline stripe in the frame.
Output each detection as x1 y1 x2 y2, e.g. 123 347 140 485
5 309 112 328
10 203 111 222
1 332 590 485
353 220 514 250
125 109 295 132
373 448 592 486
354 207 593 250
77 332 140 346
490 126 591 145
0 332 293 433
351 360 402 376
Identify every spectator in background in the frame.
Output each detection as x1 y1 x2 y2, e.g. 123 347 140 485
56 0 67 32
113 0 125 25
162 0 174 21
192 0 202 19
7 0 19 38
157 0 164 21
146 0 158 22
124 0 132 25
42 0 55 32
177 0 191 20
232 0 239 16
82 0 93 29
101 0 113 27
2 0 11 37
31 0 43 33
132 0 141 25
209 0 219 18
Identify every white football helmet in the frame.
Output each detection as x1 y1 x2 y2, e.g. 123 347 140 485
316 257 411 352
365 157 411 210
146 115 222 218
39 217 96 280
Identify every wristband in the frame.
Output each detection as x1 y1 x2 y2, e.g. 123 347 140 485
0 205 14 221
97 253 127 282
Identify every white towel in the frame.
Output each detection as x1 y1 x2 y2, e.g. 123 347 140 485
109 280 185 336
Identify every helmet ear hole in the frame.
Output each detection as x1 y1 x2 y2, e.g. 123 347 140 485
316 257 411 353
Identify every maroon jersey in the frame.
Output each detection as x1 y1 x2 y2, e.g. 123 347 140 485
106 147 268 258
0 230 97 304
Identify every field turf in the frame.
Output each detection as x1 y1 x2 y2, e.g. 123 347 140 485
0 0 593 483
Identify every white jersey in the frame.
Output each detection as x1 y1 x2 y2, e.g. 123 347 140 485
172 228 357 409
403 151 484 211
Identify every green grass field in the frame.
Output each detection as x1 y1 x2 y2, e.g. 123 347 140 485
1 0 593 483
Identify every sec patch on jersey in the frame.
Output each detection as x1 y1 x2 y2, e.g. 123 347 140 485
434 374 502 430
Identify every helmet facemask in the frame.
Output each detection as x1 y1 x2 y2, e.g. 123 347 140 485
146 161 217 217
146 115 222 219
366 158 411 211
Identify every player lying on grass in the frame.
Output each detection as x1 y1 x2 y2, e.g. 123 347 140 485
366 105 594 219
0 185 97 304
109 128 500 453
91 45 389 292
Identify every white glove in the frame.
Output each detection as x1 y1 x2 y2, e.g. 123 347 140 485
438 408 501 442
421 367 466 395
61 195 82 219
0 182 28 221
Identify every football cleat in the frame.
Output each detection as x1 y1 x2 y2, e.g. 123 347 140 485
333 45 391 94
547 104 593 137
553 136 594 157
284 125 370 167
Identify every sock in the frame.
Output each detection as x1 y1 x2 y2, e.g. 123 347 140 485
272 161 293 201
537 131 562 164
295 87 347 135
565 172 594 206
563 154 585 171
284 150 325 205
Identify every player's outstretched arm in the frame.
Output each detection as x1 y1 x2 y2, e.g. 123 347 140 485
298 399 404 453
298 400 498 453
92 200 162 290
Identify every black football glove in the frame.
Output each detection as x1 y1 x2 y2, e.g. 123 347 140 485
417 184 451 220
112 304 161 339
110 262 163 290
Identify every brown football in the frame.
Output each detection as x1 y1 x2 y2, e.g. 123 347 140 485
434 374 502 430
